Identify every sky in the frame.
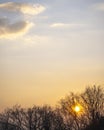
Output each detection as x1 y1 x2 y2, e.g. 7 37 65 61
0 0 104 111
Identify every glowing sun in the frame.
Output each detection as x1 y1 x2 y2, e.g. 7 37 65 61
74 105 81 112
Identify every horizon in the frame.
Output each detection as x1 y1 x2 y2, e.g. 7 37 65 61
0 0 104 112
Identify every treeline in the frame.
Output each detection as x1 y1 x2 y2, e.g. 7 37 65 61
0 85 104 130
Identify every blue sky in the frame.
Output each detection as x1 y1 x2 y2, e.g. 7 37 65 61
0 0 104 111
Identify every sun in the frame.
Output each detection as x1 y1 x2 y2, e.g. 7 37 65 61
74 105 81 113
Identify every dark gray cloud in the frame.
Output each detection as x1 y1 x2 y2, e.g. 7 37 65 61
0 18 33 38
0 2 46 38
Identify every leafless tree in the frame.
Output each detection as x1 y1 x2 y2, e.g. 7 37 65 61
59 92 83 130
81 85 104 124
24 106 43 130
0 108 13 130
0 85 103 130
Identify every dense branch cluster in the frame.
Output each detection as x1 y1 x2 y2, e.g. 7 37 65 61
0 85 104 130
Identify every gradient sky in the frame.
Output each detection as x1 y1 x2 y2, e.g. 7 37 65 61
0 0 104 111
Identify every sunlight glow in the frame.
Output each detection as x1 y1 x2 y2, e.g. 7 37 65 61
74 105 81 113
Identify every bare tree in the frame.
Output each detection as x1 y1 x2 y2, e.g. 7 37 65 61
10 105 25 130
59 92 83 130
81 85 104 124
0 108 13 130
40 105 53 130
59 85 104 130
0 85 103 130
24 106 43 130
52 108 65 130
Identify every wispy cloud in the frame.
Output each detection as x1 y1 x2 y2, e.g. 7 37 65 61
50 23 68 28
0 18 34 39
50 23 85 28
0 2 45 15
92 2 104 11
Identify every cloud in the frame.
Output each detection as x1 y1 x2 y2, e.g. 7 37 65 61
50 23 85 28
50 23 68 28
92 3 104 11
0 2 46 39
0 2 45 15
0 18 34 39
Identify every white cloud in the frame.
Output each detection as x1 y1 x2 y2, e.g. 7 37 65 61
50 23 67 28
0 2 45 15
92 3 104 11
50 23 85 28
0 18 34 39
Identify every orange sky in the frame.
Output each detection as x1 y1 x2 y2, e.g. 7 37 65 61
0 0 104 111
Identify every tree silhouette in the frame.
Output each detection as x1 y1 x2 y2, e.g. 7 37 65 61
60 92 85 130
0 85 104 130
81 85 104 124
59 85 104 130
